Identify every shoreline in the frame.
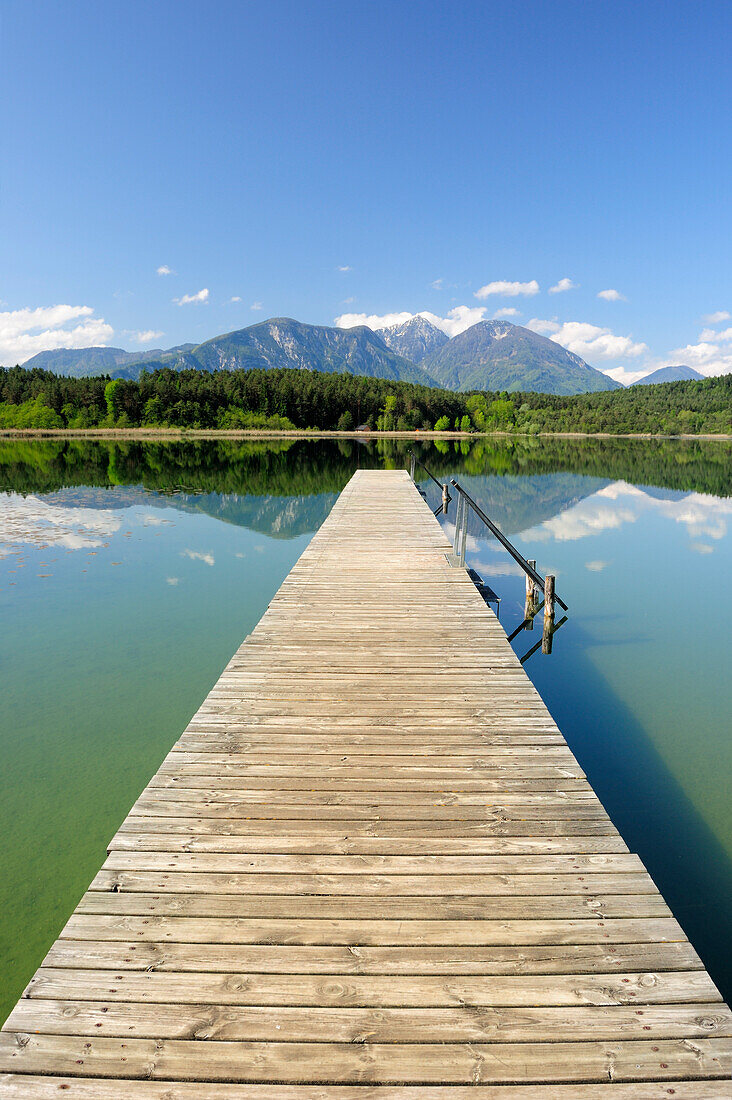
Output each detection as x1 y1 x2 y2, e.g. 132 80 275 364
0 429 730 442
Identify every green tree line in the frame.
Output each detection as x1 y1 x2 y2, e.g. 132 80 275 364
0 364 730 435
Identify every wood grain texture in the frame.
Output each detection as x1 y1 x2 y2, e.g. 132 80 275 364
2 469 729 1092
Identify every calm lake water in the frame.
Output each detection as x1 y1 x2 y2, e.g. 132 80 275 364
1 435 731 1021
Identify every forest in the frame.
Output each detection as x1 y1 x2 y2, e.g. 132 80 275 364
0 364 730 435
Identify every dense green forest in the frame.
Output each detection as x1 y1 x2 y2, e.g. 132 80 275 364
0 364 730 435
1 436 729 499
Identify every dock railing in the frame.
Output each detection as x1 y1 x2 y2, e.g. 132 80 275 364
407 450 568 618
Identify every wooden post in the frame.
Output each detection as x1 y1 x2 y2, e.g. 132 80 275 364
525 559 537 629
544 574 555 620
409 454 416 481
542 574 555 654
442 483 449 516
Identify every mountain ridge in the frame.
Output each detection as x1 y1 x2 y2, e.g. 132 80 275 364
632 364 703 386
421 320 621 394
18 316 622 395
378 315 449 362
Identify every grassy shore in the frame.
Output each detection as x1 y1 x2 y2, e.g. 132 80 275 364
0 428 730 441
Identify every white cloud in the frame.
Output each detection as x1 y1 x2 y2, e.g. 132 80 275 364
475 280 539 299
530 320 648 362
699 326 732 343
181 549 215 566
251 301 263 311
166 576 181 585
597 288 626 302
600 365 650 386
0 304 114 367
549 278 577 294
133 330 164 344
335 305 488 338
702 311 730 324
690 543 714 555
585 560 610 572
0 495 121 553
156 265 173 276
526 318 560 335
174 288 209 306
337 265 351 272
341 296 355 305
336 311 414 331
228 296 242 304
523 482 732 546
655 340 732 378
439 306 488 335
493 307 520 319
430 278 443 290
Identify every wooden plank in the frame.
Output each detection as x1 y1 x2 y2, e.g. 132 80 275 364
59 913 683 946
1 1032 731 1083
77 889 669 919
7 999 731 1042
24 968 720 1007
2 468 726 1093
2 1078 731 1099
40 940 703 973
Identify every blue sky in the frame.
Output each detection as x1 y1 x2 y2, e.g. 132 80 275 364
2 0 731 382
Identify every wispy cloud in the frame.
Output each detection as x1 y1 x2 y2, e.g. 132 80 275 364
549 278 577 294
597 288 626 302
174 288 209 306
0 304 114 367
702 310 730 324
337 265 351 273
133 330 164 344
251 301 263 311
493 307 520 319
475 280 539 299
430 278 444 290
156 265 173 276
181 549 215 566
585 560 610 571
166 576 181 585
228 295 242 304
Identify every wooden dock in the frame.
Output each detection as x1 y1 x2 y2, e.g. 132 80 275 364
2 469 730 1096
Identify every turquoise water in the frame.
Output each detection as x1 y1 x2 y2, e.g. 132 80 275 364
0 436 730 1021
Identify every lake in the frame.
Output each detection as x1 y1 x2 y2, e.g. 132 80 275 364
1 434 731 1022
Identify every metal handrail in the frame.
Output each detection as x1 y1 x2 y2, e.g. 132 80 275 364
409 450 451 517
409 450 448 494
450 478 568 612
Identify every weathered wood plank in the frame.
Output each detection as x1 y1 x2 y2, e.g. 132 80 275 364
2 1078 731 1099
24 968 719 1007
1 1032 731 1083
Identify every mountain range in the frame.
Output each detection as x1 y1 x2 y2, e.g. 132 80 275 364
19 315 622 395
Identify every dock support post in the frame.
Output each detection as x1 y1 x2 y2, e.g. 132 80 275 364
442 483 449 516
525 558 538 629
542 574 555 654
409 453 416 481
